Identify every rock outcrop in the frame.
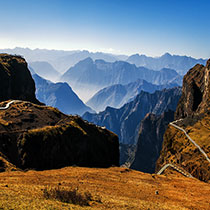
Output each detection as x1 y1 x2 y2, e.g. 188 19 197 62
0 54 41 104
0 101 119 170
175 59 210 119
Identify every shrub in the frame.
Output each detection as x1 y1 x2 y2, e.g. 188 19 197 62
43 186 93 206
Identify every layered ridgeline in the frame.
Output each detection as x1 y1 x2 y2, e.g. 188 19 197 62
52 50 125 73
29 61 61 82
87 79 179 112
83 87 182 166
0 47 124 73
0 54 119 171
61 58 182 101
127 53 206 75
156 59 210 182
32 74 93 116
1 47 206 76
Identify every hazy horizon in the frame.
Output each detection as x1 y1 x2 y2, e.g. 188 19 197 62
0 46 208 60
1 0 210 59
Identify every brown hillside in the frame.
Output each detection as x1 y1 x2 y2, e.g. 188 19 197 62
0 100 119 170
157 59 210 182
156 112 210 182
0 167 209 209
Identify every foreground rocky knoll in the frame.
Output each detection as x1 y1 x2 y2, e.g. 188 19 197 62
0 54 119 171
157 59 210 182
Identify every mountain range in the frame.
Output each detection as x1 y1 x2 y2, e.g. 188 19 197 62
1 47 206 77
0 49 210 209
32 74 92 116
87 79 179 112
0 47 122 73
61 58 182 101
51 50 124 73
127 53 206 75
83 87 181 146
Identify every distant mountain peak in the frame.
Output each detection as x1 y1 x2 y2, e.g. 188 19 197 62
162 52 172 57
78 57 93 64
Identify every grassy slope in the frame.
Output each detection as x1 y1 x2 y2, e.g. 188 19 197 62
157 112 210 182
0 167 210 210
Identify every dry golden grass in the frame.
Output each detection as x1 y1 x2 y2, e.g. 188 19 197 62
0 167 209 209
186 115 210 155
169 113 210 165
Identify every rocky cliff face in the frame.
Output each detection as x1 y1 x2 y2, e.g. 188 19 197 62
0 101 119 170
175 59 210 119
157 59 210 182
0 54 40 104
131 110 174 173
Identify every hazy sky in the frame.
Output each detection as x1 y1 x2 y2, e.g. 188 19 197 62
0 0 210 58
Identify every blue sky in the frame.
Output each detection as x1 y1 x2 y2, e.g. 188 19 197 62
0 0 210 58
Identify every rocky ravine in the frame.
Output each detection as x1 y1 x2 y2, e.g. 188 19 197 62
157 59 210 182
